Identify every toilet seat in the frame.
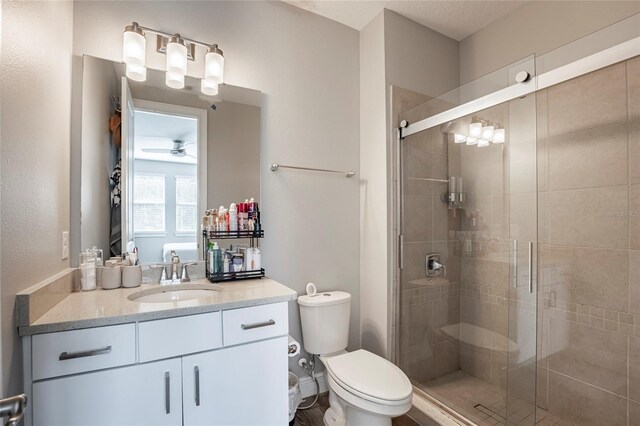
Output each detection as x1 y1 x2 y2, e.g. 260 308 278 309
323 350 412 406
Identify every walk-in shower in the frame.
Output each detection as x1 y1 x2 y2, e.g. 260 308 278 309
393 16 639 426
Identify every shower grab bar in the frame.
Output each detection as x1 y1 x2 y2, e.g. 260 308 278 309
528 241 533 294
270 163 355 178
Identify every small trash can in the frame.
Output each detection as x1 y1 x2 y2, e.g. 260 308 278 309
288 372 302 425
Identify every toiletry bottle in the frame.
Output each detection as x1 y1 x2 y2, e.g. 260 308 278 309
244 247 254 271
252 247 261 270
212 242 222 274
229 203 238 232
223 253 230 273
208 241 215 275
249 198 258 222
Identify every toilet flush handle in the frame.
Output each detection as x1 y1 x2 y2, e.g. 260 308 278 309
306 282 317 296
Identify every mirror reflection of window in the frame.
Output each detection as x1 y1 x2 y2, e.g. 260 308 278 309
176 176 197 234
133 174 166 233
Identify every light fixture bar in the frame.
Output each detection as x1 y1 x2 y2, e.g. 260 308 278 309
138 25 213 50
156 35 196 61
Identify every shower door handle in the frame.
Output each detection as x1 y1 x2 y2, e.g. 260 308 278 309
527 241 533 294
512 240 518 288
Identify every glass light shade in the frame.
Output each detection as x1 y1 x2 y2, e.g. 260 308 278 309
453 133 466 144
481 125 495 140
201 79 219 96
126 64 147 82
477 139 490 148
166 40 188 76
205 51 224 84
166 71 185 89
123 29 146 67
493 128 505 143
466 137 478 146
469 122 483 138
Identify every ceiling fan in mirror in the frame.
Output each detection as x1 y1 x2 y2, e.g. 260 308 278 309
141 139 195 159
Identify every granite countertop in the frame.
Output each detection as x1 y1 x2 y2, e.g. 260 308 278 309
18 278 297 336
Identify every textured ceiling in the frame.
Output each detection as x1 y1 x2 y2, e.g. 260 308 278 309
283 0 528 41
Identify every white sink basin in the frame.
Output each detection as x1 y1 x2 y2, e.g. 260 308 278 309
128 284 222 303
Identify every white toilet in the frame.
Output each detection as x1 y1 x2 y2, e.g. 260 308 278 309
298 289 412 426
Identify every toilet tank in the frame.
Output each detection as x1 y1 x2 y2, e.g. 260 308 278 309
298 291 351 355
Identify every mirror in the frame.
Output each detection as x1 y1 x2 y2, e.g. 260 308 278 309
76 55 261 264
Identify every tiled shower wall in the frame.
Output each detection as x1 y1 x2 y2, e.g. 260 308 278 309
537 57 640 426
396 88 463 384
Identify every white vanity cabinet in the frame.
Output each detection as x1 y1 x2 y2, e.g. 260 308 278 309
24 302 289 426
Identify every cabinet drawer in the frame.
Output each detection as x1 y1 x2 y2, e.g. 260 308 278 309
223 302 288 346
138 312 222 362
32 324 136 380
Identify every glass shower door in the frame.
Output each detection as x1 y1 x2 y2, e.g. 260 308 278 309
396 67 538 425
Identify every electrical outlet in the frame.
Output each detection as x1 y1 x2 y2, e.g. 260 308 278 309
62 231 69 260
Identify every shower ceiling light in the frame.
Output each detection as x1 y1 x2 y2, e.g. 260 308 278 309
481 124 495 140
469 120 483 138
493 128 505 143
466 137 478 146
453 133 466 144
122 23 146 67
121 22 225 94
477 139 490 148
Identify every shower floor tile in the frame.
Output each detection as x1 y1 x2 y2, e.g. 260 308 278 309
415 370 572 425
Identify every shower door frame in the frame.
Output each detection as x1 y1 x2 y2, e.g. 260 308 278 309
391 34 640 424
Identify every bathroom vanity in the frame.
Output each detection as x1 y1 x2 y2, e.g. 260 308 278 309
18 278 296 426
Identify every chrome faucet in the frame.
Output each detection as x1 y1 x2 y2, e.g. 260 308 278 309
170 251 180 281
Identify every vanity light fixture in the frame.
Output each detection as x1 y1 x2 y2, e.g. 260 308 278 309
477 139 490 148
122 23 146 67
125 64 147 82
453 133 466 144
166 35 188 76
469 118 483 138
121 22 224 96
205 44 224 85
481 124 495 140
493 128 505 143
201 78 219 96
465 137 478 146
166 71 185 90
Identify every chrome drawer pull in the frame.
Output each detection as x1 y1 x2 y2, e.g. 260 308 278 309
59 345 112 361
165 371 171 414
241 319 275 330
194 366 200 407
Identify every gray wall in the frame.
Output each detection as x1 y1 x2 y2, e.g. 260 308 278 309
459 1 640 84
133 160 197 263
359 9 459 359
80 56 119 260
72 0 361 378
0 0 73 395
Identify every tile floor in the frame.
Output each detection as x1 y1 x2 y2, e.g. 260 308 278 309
418 370 573 426
293 392 420 426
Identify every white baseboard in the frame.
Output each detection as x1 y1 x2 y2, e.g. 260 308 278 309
298 372 328 398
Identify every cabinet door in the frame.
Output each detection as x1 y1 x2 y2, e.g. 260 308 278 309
183 336 288 426
33 358 182 426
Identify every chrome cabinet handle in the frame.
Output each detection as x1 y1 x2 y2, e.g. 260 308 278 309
165 371 170 414
59 345 112 361
241 319 275 330
194 366 200 407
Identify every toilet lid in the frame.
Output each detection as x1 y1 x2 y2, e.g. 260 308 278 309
324 350 412 402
